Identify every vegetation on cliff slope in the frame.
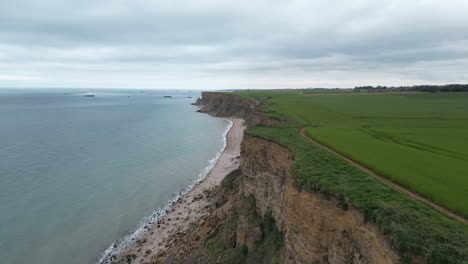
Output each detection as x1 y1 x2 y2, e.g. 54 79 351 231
217 196 283 264
232 91 468 263
195 169 284 264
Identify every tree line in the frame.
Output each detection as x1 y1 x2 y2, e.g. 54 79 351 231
354 84 468 93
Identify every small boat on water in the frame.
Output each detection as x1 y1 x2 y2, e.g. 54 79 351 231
163 96 172 98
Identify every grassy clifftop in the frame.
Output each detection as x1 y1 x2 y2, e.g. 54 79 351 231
232 90 468 263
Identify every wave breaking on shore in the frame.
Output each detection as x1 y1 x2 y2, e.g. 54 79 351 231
97 118 233 264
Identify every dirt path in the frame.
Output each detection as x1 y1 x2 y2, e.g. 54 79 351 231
300 127 467 224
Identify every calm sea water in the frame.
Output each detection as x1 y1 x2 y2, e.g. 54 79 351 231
0 89 229 264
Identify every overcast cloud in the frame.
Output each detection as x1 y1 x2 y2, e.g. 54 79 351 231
1 0 468 89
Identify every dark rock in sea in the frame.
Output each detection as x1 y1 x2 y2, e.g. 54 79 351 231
83 94 95 97
163 96 172 98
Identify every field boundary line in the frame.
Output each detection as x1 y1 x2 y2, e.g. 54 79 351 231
300 127 467 223
302 92 425 96
302 92 468 96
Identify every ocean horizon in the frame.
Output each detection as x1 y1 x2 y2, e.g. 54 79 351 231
0 88 230 264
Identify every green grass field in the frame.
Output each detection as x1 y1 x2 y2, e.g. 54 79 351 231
302 88 354 94
235 91 468 217
308 127 468 217
232 90 468 263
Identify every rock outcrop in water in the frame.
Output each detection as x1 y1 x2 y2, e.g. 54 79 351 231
148 92 401 264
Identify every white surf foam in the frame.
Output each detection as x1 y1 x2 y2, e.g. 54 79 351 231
97 118 233 264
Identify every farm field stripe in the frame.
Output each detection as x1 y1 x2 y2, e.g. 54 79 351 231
300 127 467 224
302 91 468 96
303 92 424 96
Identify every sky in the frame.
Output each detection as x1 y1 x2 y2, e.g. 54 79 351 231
1 0 468 90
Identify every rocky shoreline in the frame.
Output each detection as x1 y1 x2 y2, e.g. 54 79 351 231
98 118 245 264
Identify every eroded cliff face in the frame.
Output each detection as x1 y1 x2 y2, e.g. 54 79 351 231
152 135 399 264
152 93 400 263
241 135 399 264
203 92 399 263
194 92 265 126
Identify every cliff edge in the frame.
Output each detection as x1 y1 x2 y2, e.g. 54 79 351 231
194 92 263 126
144 92 405 264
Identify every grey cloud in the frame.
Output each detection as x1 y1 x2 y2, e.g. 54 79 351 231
1 0 468 89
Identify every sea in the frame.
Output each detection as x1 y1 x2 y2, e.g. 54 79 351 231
0 88 230 264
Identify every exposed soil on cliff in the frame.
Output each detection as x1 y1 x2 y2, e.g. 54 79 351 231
106 92 467 264
147 135 400 264
241 135 400 264
195 92 259 125
194 92 282 127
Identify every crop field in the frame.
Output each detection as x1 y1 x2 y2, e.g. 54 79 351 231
235 91 468 217
302 88 354 94
233 90 468 263
308 126 468 217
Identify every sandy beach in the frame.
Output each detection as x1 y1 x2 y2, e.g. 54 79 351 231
99 117 245 264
